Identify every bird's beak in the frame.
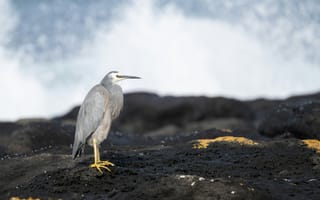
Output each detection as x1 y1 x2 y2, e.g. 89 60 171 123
117 75 141 79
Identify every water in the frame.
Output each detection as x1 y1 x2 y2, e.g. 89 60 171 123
0 0 319 120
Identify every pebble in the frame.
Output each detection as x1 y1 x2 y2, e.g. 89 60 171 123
283 178 291 182
179 175 186 178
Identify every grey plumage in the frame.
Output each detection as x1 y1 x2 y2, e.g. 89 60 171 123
72 71 140 160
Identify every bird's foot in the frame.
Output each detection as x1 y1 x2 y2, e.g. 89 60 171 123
90 160 114 174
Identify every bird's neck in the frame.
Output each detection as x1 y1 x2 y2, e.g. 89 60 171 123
101 79 121 93
101 78 115 88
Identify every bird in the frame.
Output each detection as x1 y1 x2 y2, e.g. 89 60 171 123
72 71 140 173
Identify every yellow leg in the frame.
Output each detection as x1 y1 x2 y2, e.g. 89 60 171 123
90 138 114 173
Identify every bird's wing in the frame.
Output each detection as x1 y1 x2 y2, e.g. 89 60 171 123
72 85 110 159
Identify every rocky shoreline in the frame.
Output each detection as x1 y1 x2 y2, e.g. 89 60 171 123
1 92 320 199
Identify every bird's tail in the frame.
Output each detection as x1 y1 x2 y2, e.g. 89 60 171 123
72 143 83 159
72 131 84 159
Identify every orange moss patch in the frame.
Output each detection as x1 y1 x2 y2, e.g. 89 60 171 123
193 136 259 149
302 139 320 153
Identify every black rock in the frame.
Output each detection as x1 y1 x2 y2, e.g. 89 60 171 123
0 120 74 155
1 92 320 199
56 92 255 135
258 101 320 139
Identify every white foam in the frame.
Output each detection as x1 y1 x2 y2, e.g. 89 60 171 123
74 1 320 97
0 0 44 120
0 0 319 120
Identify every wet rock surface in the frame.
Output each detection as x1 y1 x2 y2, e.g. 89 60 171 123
1 92 320 199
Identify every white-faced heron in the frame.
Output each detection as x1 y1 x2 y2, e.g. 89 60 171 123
72 71 140 173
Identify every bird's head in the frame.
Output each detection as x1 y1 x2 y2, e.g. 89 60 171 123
103 71 141 84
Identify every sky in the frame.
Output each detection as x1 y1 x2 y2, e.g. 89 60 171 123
0 0 319 120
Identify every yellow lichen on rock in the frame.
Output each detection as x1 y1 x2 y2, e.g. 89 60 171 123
302 139 320 153
193 139 214 149
193 136 259 149
10 197 41 200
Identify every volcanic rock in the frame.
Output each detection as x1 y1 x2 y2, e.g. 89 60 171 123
258 101 320 139
2 92 320 199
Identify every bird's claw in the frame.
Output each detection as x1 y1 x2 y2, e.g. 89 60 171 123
90 160 114 174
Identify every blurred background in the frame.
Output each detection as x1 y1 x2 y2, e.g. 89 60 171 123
0 0 319 120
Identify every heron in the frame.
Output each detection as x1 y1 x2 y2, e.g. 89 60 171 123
72 71 140 173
